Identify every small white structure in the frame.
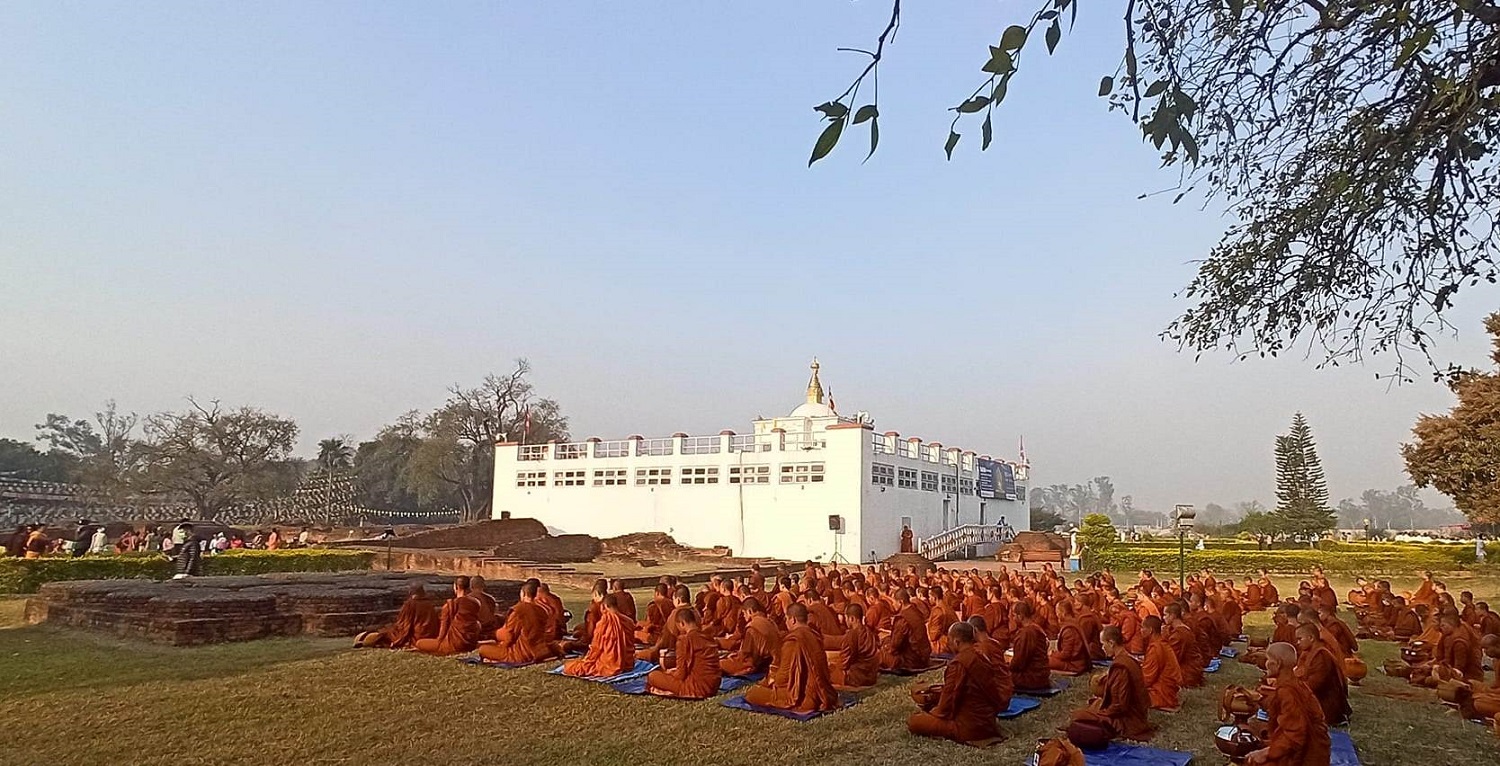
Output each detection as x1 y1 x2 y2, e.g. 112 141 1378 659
490 360 1030 563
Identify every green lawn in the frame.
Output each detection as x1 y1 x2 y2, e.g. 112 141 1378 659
1 581 1497 766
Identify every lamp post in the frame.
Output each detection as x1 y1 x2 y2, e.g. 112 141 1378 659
1172 504 1197 589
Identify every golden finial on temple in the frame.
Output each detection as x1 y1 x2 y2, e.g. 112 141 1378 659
806 357 824 404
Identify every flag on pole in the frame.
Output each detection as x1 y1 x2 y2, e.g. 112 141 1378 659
827 388 836 413
1019 435 1027 464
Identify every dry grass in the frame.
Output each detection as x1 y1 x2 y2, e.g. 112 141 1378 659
1 577 1497 766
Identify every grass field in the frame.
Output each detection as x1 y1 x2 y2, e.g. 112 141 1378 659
1 576 1497 766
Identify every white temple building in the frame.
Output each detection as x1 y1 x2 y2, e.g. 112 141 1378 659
490 361 1029 563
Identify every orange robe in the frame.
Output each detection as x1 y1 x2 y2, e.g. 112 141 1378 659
827 621 880 688
613 590 638 621
708 593 742 637
1260 676 1331 766
478 600 557 664
635 596 672 644
1011 622 1051 690
1118 611 1146 656
1049 620 1091 674
1440 625 1485 680
1141 638 1182 710
537 590 567 639
1296 642 1350 725
413 596 482 656
880 604 932 671
637 605 690 663
376 592 439 648
744 625 839 712
1410 580 1437 608
973 632 1015 708
645 630 722 699
806 602 844 638
1073 650 1156 741
1078 610 1106 661
926 603 960 654
906 645 1005 744
721 615 782 677
562 609 637 677
1165 623 1204 688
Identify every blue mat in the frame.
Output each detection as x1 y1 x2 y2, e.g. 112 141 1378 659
719 691 859 721
546 659 654 683
718 671 766 693
881 659 948 677
1017 677 1071 697
1205 658 1222 673
1082 743 1193 766
607 674 653 695
998 696 1043 719
1330 729 1360 766
461 656 552 669
606 671 763 697
1220 647 1239 659
1096 659 1114 668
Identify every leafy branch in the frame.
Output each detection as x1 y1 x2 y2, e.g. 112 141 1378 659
808 0 900 165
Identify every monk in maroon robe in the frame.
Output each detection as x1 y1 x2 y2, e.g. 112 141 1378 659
413 576 483 656
645 608 722 699
908 622 1007 745
827 602 880 688
1010 601 1051 690
880 589 933 672
478 579 560 664
1069 626 1156 742
1245 643 1331 766
721 598 782 677
744 604 839 713
356 583 438 649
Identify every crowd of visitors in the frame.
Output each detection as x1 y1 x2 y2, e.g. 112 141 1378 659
3 519 318 559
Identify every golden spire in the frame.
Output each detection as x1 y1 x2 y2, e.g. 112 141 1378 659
806 357 824 404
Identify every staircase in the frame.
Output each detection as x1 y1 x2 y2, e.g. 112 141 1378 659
918 524 1008 561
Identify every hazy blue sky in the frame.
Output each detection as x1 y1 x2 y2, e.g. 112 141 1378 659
2 2 1494 513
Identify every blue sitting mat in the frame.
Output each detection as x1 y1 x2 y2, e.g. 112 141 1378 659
1220 647 1239 659
1017 677 1071 697
934 652 956 661
881 659 947 677
546 659 655 683
607 674 652 695
718 671 766 694
461 656 543 670
719 691 860 721
1081 743 1194 766
1096 659 1114 668
1205 658 1222 673
1330 729 1360 766
1235 634 1250 643
998 696 1043 719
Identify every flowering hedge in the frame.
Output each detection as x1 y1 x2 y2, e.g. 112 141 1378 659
1088 547 1465 575
0 549 374 594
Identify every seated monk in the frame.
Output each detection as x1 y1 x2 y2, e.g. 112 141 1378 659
907 622 1006 746
721 597 782 677
536 583 568 640
355 583 439 649
470 576 500 635
644 608 722 699
1078 593 1106 662
879 589 933 672
1068 626 1157 743
966 615 1015 708
1141 616 1182 712
826 603 880 688
636 585 693 665
1245 643 1331 766
413 576 483 656
635 584 673 644
744 604 839 713
1049 601 1092 675
1293 623 1350 726
926 586 960 654
803 590 844 639
562 579 609 654
1433 612 1486 682
706 578 743 638
1456 634 1500 722
1011 601 1052 691
562 593 637 677
610 579 637 621
1318 606 1359 659
1113 602 1146 656
477 579 561 665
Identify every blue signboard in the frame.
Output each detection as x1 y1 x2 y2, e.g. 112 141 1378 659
999 462 1017 501
976 458 999 499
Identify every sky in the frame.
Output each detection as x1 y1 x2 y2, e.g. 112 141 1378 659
1 2 1494 513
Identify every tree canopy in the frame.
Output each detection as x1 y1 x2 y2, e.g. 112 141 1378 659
1404 312 1500 523
811 0 1500 375
1273 412 1337 538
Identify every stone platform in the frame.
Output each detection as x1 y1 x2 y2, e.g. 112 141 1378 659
24 572 520 646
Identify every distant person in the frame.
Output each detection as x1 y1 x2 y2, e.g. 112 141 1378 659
24 525 49 559
173 523 202 578
89 526 109 554
267 528 282 550
297 528 311 546
71 518 93 557
212 532 230 554
6 526 27 557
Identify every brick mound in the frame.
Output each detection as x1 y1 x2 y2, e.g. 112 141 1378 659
997 531 1069 566
882 553 937 575
598 532 707 560
24 572 519 646
389 518 552 550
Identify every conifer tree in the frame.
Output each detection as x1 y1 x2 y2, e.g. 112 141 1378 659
1273 412 1336 541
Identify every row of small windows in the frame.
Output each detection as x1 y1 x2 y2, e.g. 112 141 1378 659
873 463 977 494
516 463 821 488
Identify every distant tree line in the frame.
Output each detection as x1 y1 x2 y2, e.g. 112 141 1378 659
0 359 567 524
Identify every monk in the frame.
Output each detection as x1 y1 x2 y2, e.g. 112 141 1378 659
1437 611 1486 681
635 583 674 644
1245 643 1330 766
744 604 839 713
803 590 844 639
355 583 438 649
967 615 1015 707
1068 626 1156 742
1458 634 1500 722
477 579 560 665
1272 604 1300 645
1115 602 1147 656
826 602 880 689
469 576 500 634
536 583 568 640
907 622 1006 745
1010 601 1052 691
721 598 782 677
1140 616 1182 712
1318 606 1359 658
636 585 693 665
1410 571 1438 608
1078 594 1107 662
880 589 933 672
644 608 722 699
707 578 743 638
413 576 483 656
1049 601 1092 675
610 579 637 621
562 593 638 677
1293 623 1350 726
926 586 960 654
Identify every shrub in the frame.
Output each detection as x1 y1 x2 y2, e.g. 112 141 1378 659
1088 547 1459 575
0 549 374 594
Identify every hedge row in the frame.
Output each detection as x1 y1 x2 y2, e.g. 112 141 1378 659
1088 547 1468 575
0 549 375 594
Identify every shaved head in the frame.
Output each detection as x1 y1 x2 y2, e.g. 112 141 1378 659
1266 641 1297 676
